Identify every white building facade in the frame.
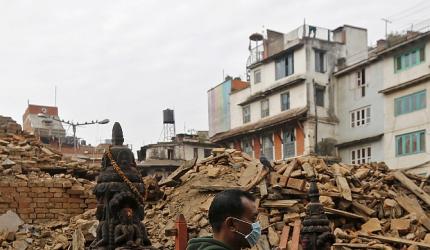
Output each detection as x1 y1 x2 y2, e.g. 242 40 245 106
209 24 369 161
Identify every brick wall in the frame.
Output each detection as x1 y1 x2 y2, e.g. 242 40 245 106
0 176 96 224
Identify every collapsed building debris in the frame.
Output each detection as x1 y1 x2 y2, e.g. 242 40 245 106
145 148 430 250
0 132 100 180
2 139 430 249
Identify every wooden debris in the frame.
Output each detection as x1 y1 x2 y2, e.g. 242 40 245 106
278 225 290 250
290 219 301 250
393 171 430 207
358 233 430 249
261 200 298 208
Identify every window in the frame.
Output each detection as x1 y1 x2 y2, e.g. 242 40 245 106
262 135 274 161
204 149 212 158
242 138 253 157
350 106 371 127
315 49 326 73
167 149 174 159
283 127 296 158
280 92 290 111
351 146 371 164
394 90 426 116
357 69 366 97
395 47 425 72
315 87 325 107
396 130 426 156
261 99 269 118
254 70 261 84
193 148 198 158
275 52 294 80
242 105 251 123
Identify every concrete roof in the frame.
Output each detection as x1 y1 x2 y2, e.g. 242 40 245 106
210 107 308 142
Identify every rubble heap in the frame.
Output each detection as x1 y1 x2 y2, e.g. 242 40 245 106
0 133 100 179
0 207 98 249
0 115 21 135
145 148 430 250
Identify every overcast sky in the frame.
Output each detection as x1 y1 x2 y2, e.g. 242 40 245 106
1 0 429 152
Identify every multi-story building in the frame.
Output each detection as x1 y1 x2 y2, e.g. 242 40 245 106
208 24 368 161
334 30 430 175
22 104 66 143
137 131 217 178
333 42 385 165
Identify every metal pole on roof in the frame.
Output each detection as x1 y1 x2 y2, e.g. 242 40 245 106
381 18 392 39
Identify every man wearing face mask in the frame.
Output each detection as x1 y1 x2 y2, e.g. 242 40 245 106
187 189 260 250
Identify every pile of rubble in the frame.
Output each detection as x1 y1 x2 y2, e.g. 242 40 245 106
0 208 97 249
145 148 430 250
0 115 21 135
0 132 100 179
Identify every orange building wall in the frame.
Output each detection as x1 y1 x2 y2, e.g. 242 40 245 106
296 124 305 156
234 140 242 151
253 136 261 159
274 130 282 160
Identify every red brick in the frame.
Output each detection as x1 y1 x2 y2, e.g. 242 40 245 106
16 197 32 203
49 208 67 214
49 188 63 193
31 187 48 193
79 203 87 208
62 193 70 198
9 202 18 208
16 181 28 187
53 182 63 188
33 198 48 203
0 196 14 203
88 203 96 209
0 187 16 193
17 193 28 198
18 202 31 209
34 208 48 213
36 203 46 208
36 214 46 219
17 208 34 213
43 180 53 188
20 214 29 219
68 198 83 203
69 203 81 209
54 203 63 209
29 213 36 219
44 193 54 198
28 192 37 198
53 193 63 198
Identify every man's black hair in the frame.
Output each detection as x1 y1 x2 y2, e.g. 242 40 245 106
208 189 255 232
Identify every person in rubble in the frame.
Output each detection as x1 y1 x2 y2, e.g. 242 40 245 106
186 189 260 250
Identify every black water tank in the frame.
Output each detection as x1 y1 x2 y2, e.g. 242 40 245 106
163 109 175 124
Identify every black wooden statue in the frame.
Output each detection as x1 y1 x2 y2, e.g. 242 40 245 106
90 122 153 250
300 177 335 250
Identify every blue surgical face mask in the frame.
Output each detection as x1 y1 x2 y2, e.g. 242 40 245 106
230 217 261 247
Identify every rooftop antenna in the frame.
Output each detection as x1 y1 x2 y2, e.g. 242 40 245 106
381 18 392 39
54 85 57 106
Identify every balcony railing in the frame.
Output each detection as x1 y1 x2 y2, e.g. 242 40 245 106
247 24 334 67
